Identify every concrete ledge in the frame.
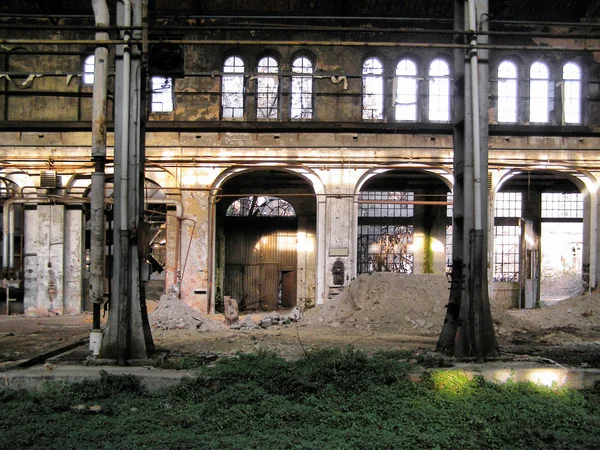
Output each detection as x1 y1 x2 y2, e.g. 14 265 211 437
0 365 194 392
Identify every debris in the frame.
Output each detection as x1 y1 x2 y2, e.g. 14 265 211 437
150 293 225 331
224 296 239 326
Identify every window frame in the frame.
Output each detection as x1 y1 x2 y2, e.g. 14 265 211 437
497 60 518 123
291 56 314 120
428 58 451 122
562 61 581 125
395 59 418 122
221 56 245 120
256 56 280 120
362 57 384 121
150 76 174 113
529 61 551 123
83 55 95 85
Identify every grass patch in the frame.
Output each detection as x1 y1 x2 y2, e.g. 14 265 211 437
1 349 599 449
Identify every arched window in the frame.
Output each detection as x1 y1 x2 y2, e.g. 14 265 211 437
563 62 581 124
150 76 173 112
291 57 313 120
256 56 279 120
226 196 296 217
395 59 417 121
529 62 550 123
222 56 245 119
497 61 517 123
428 59 450 121
83 55 95 85
362 57 384 120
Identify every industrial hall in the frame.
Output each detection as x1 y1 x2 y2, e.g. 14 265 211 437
0 0 599 359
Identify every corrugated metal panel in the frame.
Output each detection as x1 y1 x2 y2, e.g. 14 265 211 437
224 218 298 310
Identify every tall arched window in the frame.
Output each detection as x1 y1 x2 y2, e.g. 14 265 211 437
150 76 173 112
497 61 517 123
83 55 95 85
222 56 245 119
291 56 313 120
530 62 550 123
428 59 450 121
362 57 384 120
395 59 417 121
563 62 581 124
256 56 279 120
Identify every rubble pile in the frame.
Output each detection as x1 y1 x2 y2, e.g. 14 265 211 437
302 273 451 335
231 307 303 330
150 294 226 331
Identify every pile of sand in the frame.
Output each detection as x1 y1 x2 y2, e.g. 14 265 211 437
150 294 226 332
505 291 600 331
302 273 451 335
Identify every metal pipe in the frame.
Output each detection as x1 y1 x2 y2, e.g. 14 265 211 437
469 0 482 232
120 0 131 232
90 0 110 309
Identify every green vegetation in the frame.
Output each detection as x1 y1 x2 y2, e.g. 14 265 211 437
1 349 599 449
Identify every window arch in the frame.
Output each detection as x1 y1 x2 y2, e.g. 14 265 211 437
83 55 95 85
291 56 313 120
222 56 245 119
362 57 384 120
562 62 581 124
150 76 173 112
428 59 450 121
395 59 417 121
497 61 517 123
530 62 550 123
226 196 296 217
256 56 279 120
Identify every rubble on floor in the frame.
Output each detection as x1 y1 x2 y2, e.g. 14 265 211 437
150 294 226 331
302 273 450 335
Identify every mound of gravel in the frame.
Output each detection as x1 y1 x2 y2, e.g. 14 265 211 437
302 273 451 335
150 294 226 332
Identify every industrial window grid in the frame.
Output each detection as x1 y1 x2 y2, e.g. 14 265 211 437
530 61 550 123
495 192 522 218
446 193 453 218
359 191 414 218
226 196 296 217
150 76 173 112
357 224 414 274
362 57 384 120
395 59 418 121
291 57 313 120
498 61 517 123
562 62 581 124
541 192 583 219
222 56 245 119
83 55 95 85
256 56 279 120
445 224 453 274
428 59 451 121
493 225 520 282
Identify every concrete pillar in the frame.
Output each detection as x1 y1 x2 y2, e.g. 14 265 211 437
63 206 84 314
23 207 38 315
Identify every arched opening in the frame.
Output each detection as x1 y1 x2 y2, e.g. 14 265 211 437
215 169 317 312
356 170 452 275
494 171 585 308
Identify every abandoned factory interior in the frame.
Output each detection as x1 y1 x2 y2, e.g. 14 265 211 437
0 0 599 359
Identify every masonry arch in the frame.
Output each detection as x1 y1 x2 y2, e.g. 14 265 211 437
493 169 592 308
354 168 452 276
213 168 319 312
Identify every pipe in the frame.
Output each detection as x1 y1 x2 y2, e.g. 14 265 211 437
120 0 131 232
469 0 482 232
90 0 110 313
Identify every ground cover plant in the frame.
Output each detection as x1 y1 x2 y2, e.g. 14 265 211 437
1 349 599 449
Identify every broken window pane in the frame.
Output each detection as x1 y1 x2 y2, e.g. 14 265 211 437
542 192 583 219
530 62 549 123
395 59 417 121
428 59 450 122
495 192 522 217
359 191 414 218
357 224 414 274
222 56 245 119
362 57 384 120
150 76 173 112
493 225 520 282
256 56 279 120
562 62 581 124
498 61 517 123
291 57 313 120
226 196 296 217
83 55 95 85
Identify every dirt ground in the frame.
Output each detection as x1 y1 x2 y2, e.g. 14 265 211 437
1 273 599 368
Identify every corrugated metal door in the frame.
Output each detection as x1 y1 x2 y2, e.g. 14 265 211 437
224 218 297 310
